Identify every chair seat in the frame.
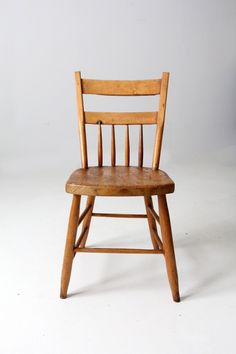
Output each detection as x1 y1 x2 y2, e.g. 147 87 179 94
66 166 175 196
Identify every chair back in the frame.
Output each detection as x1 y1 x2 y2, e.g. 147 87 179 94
75 71 169 169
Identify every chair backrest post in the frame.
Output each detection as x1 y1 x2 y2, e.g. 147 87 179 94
75 71 88 168
152 72 169 170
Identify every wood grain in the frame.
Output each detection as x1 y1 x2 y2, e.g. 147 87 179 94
75 71 88 168
74 247 164 254
78 205 92 226
84 111 157 125
111 125 116 166
158 194 180 302
125 125 130 166
75 226 88 249
92 213 147 218
81 78 161 96
60 72 180 302
144 196 163 249
147 205 160 224
79 196 95 248
152 72 169 170
138 124 143 167
60 195 81 299
98 121 103 167
66 166 175 196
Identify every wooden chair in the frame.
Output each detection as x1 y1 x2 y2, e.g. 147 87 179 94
60 71 180 302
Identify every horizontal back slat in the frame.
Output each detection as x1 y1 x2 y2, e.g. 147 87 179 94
81 79 161 96
84 111 158 125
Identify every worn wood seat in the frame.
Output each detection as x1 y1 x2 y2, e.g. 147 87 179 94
60 72 180 302
66 166 175 196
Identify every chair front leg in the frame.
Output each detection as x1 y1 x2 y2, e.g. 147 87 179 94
158 194 180 302
60 194 81 299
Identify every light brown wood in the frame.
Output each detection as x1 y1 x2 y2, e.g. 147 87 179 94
144 196 163 250
98 121 103 167
78 204 92 226
60 72 180 302
66 166 175 196
79 196 95 248
111 125 116 166
74 247 164 254
147 205 160 224
138 124 143 167
60 195 81 299
75 71 88 168
75 226 88 249
152 72 169 170
125 125 130 166
81 78 161 96
84 111 157 125
158 195 180 302
92 213 147 218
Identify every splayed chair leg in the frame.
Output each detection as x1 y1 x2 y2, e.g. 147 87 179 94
158 194 180 302
60 195 81 299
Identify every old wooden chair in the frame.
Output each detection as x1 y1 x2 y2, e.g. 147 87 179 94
60 71 180 302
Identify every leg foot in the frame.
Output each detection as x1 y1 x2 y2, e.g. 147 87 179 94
60 292 67 299
173 293 180 302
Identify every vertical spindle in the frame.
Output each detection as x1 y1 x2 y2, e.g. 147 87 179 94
111 124 116 166
138 124 143 167
125 124 130 166
98 121 103 167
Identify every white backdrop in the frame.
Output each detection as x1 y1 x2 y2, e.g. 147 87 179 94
1 2 236 354
1 0 236 175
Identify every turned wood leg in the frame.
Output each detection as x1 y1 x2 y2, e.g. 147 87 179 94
79 196 95 248
158 194 180 302
144 196 160 249
60 195 81 299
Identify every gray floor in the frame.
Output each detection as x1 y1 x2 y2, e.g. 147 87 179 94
1 161 236 354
